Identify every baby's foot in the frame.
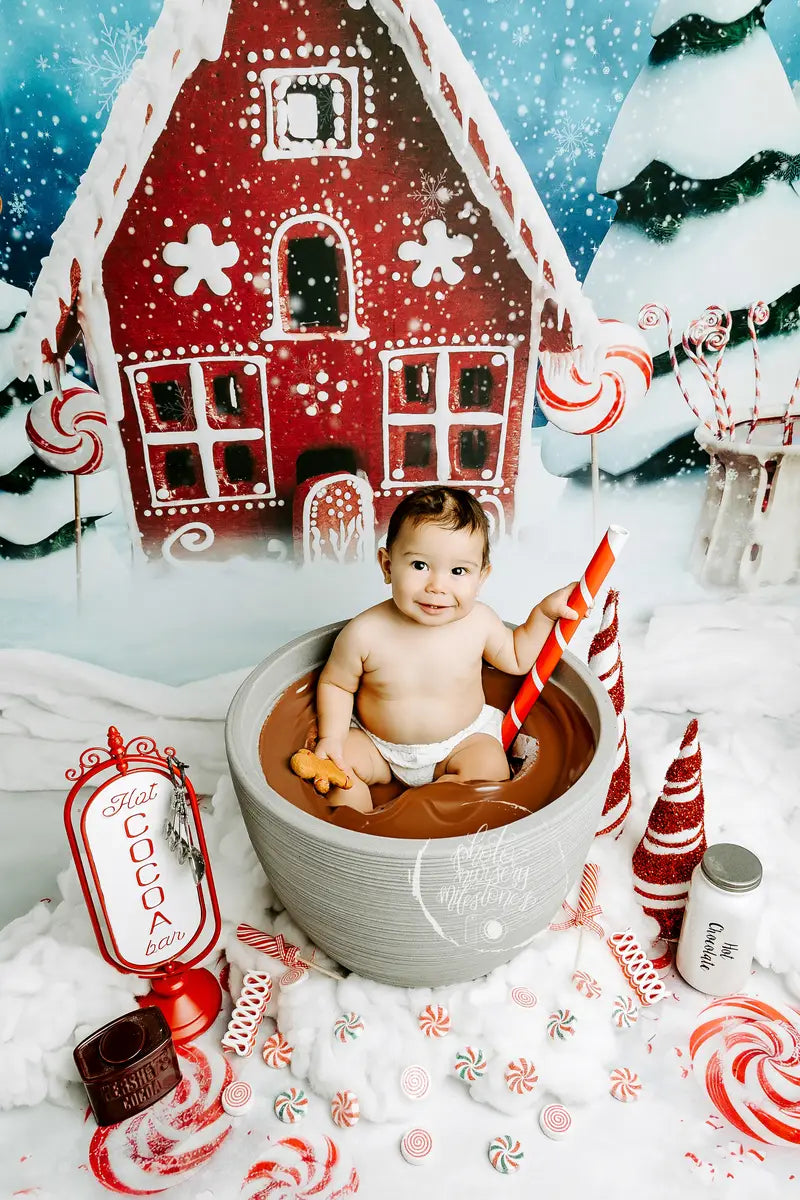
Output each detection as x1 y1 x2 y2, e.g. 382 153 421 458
329 777 374 814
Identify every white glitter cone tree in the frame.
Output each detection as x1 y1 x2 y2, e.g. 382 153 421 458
588 589 631 838
632 719 707 941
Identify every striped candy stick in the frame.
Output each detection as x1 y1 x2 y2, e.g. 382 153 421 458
501 525 630 750
236 923 344 981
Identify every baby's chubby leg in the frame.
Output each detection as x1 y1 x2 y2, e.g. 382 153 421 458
434 732 511 785
325 728 392 813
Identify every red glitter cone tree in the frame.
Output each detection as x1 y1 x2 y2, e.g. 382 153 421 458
588 589 631 838
632 719 707 941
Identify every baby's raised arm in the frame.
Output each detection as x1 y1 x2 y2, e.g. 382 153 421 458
481 585 578 675
315 619 367 769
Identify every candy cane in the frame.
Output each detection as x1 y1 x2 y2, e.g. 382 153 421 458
501 526 629 749
745 301 770 442
784 367 800 446
236 923 344 980
682 306 734 438
639 303 718 437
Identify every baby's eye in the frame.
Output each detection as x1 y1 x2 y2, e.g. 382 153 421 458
452 566 468 576
411 560 428 571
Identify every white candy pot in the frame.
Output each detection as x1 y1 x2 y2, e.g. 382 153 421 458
225 621 617 987
692 421 800 588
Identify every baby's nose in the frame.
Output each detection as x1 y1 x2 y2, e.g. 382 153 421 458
426 574 447 593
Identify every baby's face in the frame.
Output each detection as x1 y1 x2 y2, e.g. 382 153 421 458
378 520 489 626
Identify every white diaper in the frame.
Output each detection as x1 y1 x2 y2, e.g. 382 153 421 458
353 704 505 789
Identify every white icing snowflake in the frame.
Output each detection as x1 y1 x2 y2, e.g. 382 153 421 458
72 15 146 114
409 170 452 219
547 116 596 164
162 224 240 296
8 193 27 220
398 220 473 288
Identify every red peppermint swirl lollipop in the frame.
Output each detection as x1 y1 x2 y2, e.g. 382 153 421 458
690 995 800 1145
89 1042 233 1194
504 1057 538 1095
26 376 108 475
241 1135 359 1198
417 1004 450 1038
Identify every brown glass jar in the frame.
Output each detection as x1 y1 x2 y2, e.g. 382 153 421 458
74 1007 181 1126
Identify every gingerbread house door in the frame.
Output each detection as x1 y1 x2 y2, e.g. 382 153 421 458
295 472 375 565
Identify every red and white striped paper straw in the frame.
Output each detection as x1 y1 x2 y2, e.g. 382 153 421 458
501 525 629 750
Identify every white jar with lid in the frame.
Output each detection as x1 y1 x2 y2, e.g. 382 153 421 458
676 843 763 995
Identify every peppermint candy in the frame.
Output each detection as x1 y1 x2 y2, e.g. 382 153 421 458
241 1135 359 1198
417 1004 450 1038
89 1043 233 1194
539 1103 572 1140
279 966 308 990
333 1012 365 1042
25 377 108 475
612 994 639 1029
510 987 538 1009
488 1134 524 1174
572 970 602 999
504 1057 538 1095
609 1067 642 1102
400 1064 431 1100
453 1046 488 1082
222 1080 253 1116
274 1086 309 1122
262 1031 293 1069
547 1008 577 1041
400 1127 433 1165
331 1090 360 1128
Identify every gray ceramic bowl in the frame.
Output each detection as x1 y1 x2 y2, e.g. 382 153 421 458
226 621 616 987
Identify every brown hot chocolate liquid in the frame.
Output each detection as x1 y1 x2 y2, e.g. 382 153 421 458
259 665 595 840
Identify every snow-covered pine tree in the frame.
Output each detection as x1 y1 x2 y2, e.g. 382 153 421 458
542 0 800 477
0 280 116 558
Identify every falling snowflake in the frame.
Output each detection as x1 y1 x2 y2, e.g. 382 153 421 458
36 55 50 71
408 170 453 219
547 117 596 163
72 15 147 114
8 193 27 220
512 27 531 47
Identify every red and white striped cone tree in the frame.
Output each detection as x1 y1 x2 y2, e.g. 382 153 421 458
588 589 631 838
632 719 707 941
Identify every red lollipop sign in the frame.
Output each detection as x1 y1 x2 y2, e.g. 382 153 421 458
65 727 222 1041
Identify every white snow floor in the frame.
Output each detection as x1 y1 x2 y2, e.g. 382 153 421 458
1 440 799 1196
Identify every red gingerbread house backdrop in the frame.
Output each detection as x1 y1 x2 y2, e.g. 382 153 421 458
15 0 602 564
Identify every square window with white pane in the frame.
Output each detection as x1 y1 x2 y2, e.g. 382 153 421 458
125 357 275 505
261 66 361 160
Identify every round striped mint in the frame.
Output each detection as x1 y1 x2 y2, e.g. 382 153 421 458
222 1080 253 1116
504 1057 538 1095
417 1004 450 1038
330 1090 360 1128
488 1134 524 1174
510 987 538 1009
262 1032 293 1069
333 1012 364 1042
609 1067 641 1102
453 1046 487 1082
539 1103 572 1139
274 1087 309 1122
400 1127 433 1165
400 1064 431 1100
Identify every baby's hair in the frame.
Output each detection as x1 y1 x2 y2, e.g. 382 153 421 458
385 486 490 569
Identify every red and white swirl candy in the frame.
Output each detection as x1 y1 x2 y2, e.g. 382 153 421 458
89 1042 233 1194
330 1090 361 1128
400 1064 431 1099
25 375 108 474
241 1135 359 1198
400 1127 433 1165
572 970 602 999
488 1134 524 1174
536 319 652 435
547 1009 577 1041
510 987 538 1009
418 1004 450 1038
454 1046 488 1082
333 1012 364 1043
612 995 639 1030
690 995 800 1145
539 1103 572 1140
274 1086 309 1123
262 1031 293 1069
609 1067 641 1102
504 1057 539 1095
222 1079 253 1116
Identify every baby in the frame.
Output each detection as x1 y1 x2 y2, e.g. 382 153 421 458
313 485 577 813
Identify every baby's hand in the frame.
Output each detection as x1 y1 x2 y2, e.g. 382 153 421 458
314 737 348 772
290 746 352 795
539 583 580 622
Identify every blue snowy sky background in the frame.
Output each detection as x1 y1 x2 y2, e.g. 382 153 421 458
2 0 799 294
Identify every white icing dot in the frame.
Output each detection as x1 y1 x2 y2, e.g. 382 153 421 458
135 371 148 383
243 363 258 375
336 380 348 392
254 482 267 494
392 468 405 479
481 469 493 480
306 405 318 415
491 353 506 366
315 370 329 383
156 488 170 500
297 382 311 395
331 403 342 414
317 390 328 401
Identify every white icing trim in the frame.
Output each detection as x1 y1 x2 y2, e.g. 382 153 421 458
378 344 513 488
124 354 275 504
260 213 369 341
261 66 362 160
301 472 376 564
